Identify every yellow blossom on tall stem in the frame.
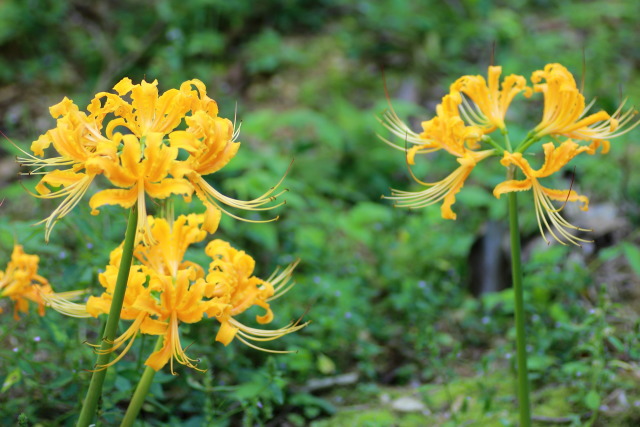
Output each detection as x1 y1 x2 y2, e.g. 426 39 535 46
380 62 638 427
55 214 306 374
381 63 638 245
494 140 592 245
9 77 299 426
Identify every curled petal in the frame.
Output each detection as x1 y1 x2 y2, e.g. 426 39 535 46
385 150 493 219
493 179 533 198
215 320 239 346
89 187 138 215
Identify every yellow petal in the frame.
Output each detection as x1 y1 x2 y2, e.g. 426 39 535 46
113 78 134 96
89 187 138 215
493 179 533 198
216 320 239 346
203 203 221 234
145 333 172 372
35 170 87 195
145 179 193 200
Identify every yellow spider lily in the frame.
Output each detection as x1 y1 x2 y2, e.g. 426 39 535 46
381 63 636 235
203 239 304 350
16 97 119 241
0 245 52 319
87 132 193 244
379 93 483 162
494 140 591 245
451 65 532 132
531 63 638 147
53 215 305 373
0 245 85 319
385 149 494 220
380 91 493 219
18 78 286 242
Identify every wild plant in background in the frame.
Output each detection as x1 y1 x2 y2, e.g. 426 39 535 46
8 78 301 426
380 63 638 426
0 244 84 319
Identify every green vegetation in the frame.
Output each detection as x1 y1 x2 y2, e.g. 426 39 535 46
2 0 640 425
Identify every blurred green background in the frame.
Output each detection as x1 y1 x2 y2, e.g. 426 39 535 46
1 0 640 425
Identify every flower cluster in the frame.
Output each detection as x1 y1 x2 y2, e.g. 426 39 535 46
381 63 638 245
18 78 285 243
54 214 304 373
15 78 305 374
0 245 83 319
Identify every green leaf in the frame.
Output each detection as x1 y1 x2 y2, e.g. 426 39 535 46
317 353 336 375
1 368 21 393
622 243 640 277
584 390 601 410
114 375 132 393
527 354 555 371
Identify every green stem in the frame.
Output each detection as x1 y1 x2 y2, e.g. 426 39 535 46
507 170 531 427
515 132 540 153
481 136 505 155
120 336 163 427
76 206 139 427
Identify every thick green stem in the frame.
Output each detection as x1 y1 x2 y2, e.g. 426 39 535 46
77 206 139 427
120 336 163 427
507 173 531 427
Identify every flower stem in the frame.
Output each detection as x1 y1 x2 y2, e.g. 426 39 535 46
76 205 139 427
506 169 532 427
120 335 163 427
515 132 540 153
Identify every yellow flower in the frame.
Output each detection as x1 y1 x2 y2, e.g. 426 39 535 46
385 149 494 219
0 245 51 319
379 93 483 162
134 214 208 277
16 97 119 241
203 239 303 350
57 215 305 373
451 65 532 132
531 63 638 148
168 108 287 228
18 78 285 242
381 63 637 243
87 132 193 244
494 140 591 245
135 267 219 373
380 89 496 220
0 245 85 319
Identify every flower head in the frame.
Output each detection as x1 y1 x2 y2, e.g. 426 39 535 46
0 245 84 319
451 65 532 132
0 245 51 318
17 78 286 243
381 63 637 243
386 149 494 219
494 140 591 245
380 91 493 219
531 63 638 148
56 215 305 373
